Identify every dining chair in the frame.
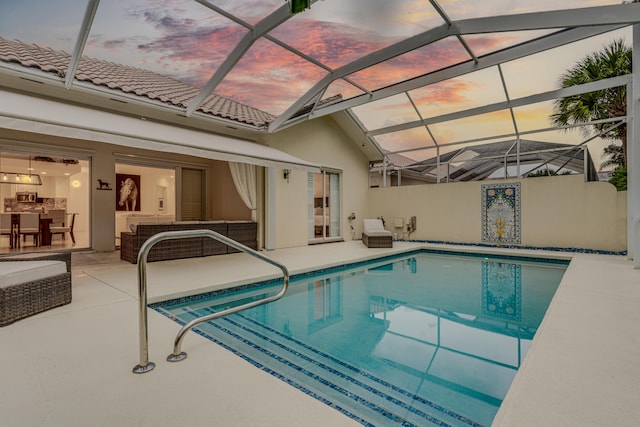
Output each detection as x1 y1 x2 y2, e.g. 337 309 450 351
0 213 14 248
49 212 76 244
18 213 40 247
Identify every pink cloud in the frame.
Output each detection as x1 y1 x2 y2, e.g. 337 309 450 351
215 38 328 114
348 38 471 92
269 19 398 69
97 2 551 115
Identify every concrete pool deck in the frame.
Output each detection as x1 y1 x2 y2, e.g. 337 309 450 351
0 241 638 426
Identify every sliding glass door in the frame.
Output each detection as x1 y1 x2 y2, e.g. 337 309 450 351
0 149 90 253
308 170 341 241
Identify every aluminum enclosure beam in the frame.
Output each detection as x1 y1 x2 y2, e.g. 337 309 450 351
365 75 632 137
275 25 624 132
185 3 293 117
453 4 640 34
271 3 640 132
64 0 100 90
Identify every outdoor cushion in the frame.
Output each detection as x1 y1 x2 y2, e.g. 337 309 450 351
365 231 393 237
0 261 66 288
363 219 392 235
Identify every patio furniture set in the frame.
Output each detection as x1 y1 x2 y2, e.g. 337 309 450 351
0 211 76 249
0 218 388 327
120 220 258 263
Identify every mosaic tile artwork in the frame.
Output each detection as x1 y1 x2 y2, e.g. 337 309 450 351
481 182 521 244
482 261 522 321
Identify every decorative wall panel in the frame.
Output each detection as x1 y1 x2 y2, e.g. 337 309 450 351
481 182 520 244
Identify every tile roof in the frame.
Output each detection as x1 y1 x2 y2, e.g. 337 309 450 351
0 37 276 127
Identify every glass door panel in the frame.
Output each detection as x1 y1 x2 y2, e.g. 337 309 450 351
308 170 340 241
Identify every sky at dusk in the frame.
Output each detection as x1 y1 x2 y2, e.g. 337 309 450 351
0 0 629 166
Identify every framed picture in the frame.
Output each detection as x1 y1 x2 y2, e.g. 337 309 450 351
156 185 167 212
116 173 141 211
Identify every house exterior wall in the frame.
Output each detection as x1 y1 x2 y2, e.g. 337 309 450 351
260 116 371 249
367 175 626 252
0 128 249 252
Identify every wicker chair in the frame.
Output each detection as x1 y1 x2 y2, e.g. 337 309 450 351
0 252 72 326
362 218 393 248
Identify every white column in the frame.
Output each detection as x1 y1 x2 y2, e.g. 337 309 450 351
382 155 387 188
630 25 640 267
264 168 277 250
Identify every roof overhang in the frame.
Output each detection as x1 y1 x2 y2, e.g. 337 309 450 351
0 89 321 173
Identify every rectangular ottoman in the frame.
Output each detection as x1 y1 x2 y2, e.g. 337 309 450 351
0 252 72 326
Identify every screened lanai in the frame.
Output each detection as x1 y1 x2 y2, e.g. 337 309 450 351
0 1 636 135
1 0 640 262
0 1 638 163
404 139 599 182
2 4 640 426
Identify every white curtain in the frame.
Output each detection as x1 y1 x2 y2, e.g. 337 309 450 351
229 162 257 221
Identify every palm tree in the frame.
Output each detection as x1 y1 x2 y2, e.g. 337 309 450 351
551 39 631 166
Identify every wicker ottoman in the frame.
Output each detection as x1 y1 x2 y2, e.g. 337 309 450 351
0 252 72 326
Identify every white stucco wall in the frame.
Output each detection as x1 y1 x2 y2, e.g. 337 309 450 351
261 116 371 249
5 109 623 254
367 175 627 252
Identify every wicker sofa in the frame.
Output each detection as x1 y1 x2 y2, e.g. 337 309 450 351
0 251 72 326
120 221 258 263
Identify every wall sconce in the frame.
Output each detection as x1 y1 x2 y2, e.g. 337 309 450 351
348 212 356 221
283 169 291 183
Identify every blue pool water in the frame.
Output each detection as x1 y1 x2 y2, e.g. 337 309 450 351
153 250 567 427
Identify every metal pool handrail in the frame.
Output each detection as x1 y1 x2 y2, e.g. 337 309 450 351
132 229 290 374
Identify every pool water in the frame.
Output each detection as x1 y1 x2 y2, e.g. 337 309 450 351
153 251 567 427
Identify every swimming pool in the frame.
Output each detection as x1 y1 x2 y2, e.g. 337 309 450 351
153 250 567 426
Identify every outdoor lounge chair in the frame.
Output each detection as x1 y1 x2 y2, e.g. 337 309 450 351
0 252 71 326
362 218 393 248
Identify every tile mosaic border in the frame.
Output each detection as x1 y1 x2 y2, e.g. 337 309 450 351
152 248 569 310
411 239 626 256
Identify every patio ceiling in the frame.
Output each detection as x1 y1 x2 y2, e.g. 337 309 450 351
0 0 638 167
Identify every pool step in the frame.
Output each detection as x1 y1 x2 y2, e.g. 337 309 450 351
183 307 484 427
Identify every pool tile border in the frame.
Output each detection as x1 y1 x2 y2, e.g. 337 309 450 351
152 248 569 310
410 240 626 256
